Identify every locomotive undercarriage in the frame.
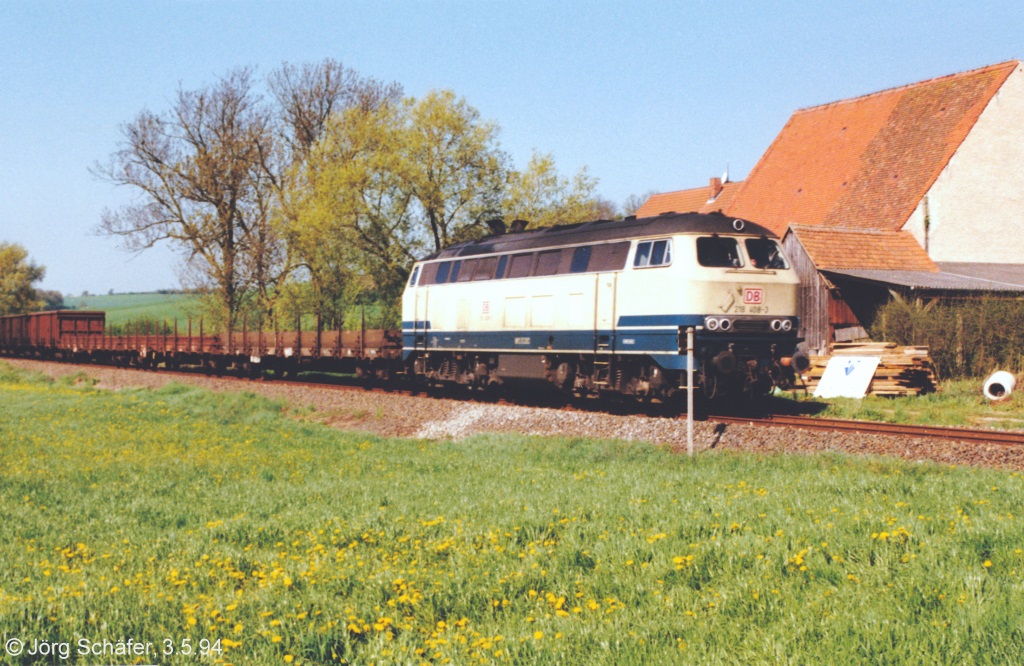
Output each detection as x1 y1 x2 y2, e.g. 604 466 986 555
410 346 805 401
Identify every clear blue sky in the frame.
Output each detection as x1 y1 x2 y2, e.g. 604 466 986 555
1 0 1021 295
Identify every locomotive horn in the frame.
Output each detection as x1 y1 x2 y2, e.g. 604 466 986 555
983 371 1016 401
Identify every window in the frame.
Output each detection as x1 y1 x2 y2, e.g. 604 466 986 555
589 242 630 271
435 262 451 284
570 246 592 273
633 239 673 268
408 265 421 287
456 259 476 282
420 262 439 285
745 238 789 269
448 260 462 282
495 255 508 279
472 256 499 280
534 250 563 276
697 237 743 267
508 253 534 278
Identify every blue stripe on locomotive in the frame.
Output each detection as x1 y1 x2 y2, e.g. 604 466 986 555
401 315 795 372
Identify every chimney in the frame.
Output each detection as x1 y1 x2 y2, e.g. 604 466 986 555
709 177 724 200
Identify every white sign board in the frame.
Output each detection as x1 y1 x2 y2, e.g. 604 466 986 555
813 356 881 399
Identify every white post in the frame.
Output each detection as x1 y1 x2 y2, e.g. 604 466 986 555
686 326 695 456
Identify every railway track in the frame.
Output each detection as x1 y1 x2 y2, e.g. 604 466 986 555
6 356 1024 449
709 413 1024 446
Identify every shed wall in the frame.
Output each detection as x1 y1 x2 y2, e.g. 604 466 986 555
783 234 829 354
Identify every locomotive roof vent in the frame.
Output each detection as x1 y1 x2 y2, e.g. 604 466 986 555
732 219 746 232
509 219 529 233
486 218 506 235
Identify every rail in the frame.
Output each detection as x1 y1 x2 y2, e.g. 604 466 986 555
709 413 1024 446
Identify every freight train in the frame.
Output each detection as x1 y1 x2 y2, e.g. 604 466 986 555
0 212 808 400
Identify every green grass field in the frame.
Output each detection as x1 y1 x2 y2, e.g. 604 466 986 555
783 379 1024 431
1 363 1023 664
64 292 201 329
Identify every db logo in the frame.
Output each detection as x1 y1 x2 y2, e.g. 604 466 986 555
743 288 764 305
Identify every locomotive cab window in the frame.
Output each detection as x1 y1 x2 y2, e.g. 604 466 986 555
697 236 743 267
633 239 672 268
745 238 789 269
408 265 421 287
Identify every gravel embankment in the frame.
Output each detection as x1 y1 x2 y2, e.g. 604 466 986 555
6 358 1024 471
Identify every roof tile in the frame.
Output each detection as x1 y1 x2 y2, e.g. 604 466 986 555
789 225 938 272
727 61 1019 236
636 180 742 218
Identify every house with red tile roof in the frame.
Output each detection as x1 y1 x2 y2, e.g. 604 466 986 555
641 60 1024 353
635 177 742 218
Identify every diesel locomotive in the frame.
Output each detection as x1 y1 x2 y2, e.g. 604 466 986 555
402 212 809 399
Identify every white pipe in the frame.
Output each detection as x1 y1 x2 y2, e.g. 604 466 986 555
983 371 1016 401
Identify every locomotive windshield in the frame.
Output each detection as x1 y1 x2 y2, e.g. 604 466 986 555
745 238 789 269
696 236 742 267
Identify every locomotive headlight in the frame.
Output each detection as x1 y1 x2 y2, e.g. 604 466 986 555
770 319 783 332
782 319 793 332
704 317 719 331
718 318 732 332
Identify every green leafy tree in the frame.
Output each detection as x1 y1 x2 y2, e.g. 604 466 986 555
502 151 609 228
403 90 507 252
292 90 510 321
0 242 45 315
294 101 417 321
274 69 405 331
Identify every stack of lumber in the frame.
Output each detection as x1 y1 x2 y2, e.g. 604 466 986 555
802 341 938 397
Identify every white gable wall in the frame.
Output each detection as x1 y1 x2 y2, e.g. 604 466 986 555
902 64 1024 263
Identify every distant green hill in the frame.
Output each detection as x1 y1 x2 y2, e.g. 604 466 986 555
64 292 202 328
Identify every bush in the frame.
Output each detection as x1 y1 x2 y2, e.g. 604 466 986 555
872 296 1024 379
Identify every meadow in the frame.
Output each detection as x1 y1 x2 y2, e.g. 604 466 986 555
784 378 1024 431
64 292 201 329
1 363 1023 664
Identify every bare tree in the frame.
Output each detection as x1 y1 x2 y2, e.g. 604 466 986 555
94 68 275 336
268 58 402 159
622 191 656 218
